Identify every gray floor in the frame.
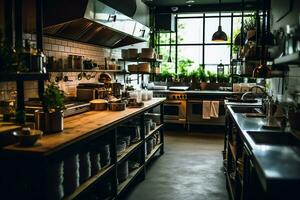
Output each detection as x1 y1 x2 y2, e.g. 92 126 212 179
126 130 228 200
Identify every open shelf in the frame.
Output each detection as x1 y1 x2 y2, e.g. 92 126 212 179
117 141 143 163
117 166 144 195
0 72 48 82
274 52 300 65
63 164 115 200
145 124 163 140
48 69 127 73
145 143 162 164
118 58 162 63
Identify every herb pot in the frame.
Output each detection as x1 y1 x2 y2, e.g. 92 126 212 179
35 110 64 134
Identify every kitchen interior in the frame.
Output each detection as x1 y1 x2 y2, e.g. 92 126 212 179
0 0 300 199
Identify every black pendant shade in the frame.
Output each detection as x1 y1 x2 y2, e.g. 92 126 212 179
212 0 228 42
212 25 228 41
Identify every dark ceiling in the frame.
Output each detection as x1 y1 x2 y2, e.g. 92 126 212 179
142 0 256 7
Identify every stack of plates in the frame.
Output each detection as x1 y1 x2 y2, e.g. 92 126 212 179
63 154 80 196
45 161 64 200
90 152 101 175
100 144 111 167
117 160 129 182
79 152 91 184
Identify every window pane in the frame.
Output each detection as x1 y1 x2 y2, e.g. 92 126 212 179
158 46 176 74
205 17 231 43
178 18 203 44
204 45 230 64
157 32 176 45
178 13 203 18
178 46 203 74
205 64 231 74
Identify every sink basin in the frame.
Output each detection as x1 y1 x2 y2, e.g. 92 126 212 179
231 106 262 114
227 98 258 103
247 131 300 146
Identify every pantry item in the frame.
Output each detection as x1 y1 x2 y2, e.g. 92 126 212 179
109 102 126 111
90 99 108 111
117 160 129 182
137 63 150 73
128 64 138 73
128 48 138 59
141 48 155 59
116 140 127 156
13 129 43 146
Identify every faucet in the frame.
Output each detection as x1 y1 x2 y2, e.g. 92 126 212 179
241 85 274 120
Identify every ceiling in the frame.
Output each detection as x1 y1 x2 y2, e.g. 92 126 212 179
142 0 256 7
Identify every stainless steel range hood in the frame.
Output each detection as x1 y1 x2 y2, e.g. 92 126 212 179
43 0 149 48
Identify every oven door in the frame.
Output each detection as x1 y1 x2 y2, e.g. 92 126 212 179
163 100 186 124
187 100 225 125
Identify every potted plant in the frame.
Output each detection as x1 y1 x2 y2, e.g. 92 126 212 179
189 68 200 90
35 82 65 134
198 66 208 90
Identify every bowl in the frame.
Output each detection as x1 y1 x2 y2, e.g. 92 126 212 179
13 129 43 146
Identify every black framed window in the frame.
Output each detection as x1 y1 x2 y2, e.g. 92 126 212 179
155 12 257 75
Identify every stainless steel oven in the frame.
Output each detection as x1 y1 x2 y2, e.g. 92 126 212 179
187 99 226 126
164 100 187 124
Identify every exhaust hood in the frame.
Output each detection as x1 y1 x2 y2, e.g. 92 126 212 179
43 0 149 48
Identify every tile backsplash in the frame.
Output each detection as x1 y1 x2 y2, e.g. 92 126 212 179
0 33 147 101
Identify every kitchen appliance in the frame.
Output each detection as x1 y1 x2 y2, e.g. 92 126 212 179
43 0 149 48
187 94 226 126
77 83 106 101
154 91 187 124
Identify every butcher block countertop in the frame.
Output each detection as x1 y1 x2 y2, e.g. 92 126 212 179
0 122 22 134
2 98 165 157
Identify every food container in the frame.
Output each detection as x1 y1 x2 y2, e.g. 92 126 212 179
146 138 154 154
90 99 108 111
137 63 150 73
13 129 43 146
145 120 152 135
119 135 131 147
141 90 148 101
141 48 154 58
121 49 128 59
128 49 138 59
109 102 126 111
147 90 153 100
116 140 127 156
128 64 138 73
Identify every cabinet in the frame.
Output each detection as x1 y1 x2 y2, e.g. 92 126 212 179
0 99 165 200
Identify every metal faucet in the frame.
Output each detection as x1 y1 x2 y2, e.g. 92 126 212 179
241 85 274 119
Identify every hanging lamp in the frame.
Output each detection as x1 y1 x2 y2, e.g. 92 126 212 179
212 0 228 42
167 31 172 62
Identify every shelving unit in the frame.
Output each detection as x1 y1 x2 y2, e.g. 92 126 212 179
274 51 300 65
0 99 165 200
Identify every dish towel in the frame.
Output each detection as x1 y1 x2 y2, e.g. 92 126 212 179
202 101 211 119
210 101 219 118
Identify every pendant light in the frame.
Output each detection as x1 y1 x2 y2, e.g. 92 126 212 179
212 0 228 42
167 31 172 62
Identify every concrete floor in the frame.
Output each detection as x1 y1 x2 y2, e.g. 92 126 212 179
125 130 228 200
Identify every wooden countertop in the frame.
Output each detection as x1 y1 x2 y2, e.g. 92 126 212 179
2 98 165 157
0 122 21 134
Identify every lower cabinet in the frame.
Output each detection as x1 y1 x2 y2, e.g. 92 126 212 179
0 104 165 200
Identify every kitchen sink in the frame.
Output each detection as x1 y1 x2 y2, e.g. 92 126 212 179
230 106 262 114
247 131 300 146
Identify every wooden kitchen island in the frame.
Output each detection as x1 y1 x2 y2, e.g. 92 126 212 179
0 98 165 200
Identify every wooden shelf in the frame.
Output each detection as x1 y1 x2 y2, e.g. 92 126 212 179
48 69 127 73
274 52 300 65
118 58 162 63
117 166 144 195
145 124 163 140
117 141 143 163
145 143 162 163
0 72 48 82
63 164 115 200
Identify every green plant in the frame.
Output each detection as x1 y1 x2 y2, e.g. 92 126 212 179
43 82 65 111
244 15 256 32
207 71 217 83
178 59 193 79
217 73 231 83
199 65 207 82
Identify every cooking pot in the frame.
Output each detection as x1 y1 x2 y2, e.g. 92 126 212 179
90 99 108 111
